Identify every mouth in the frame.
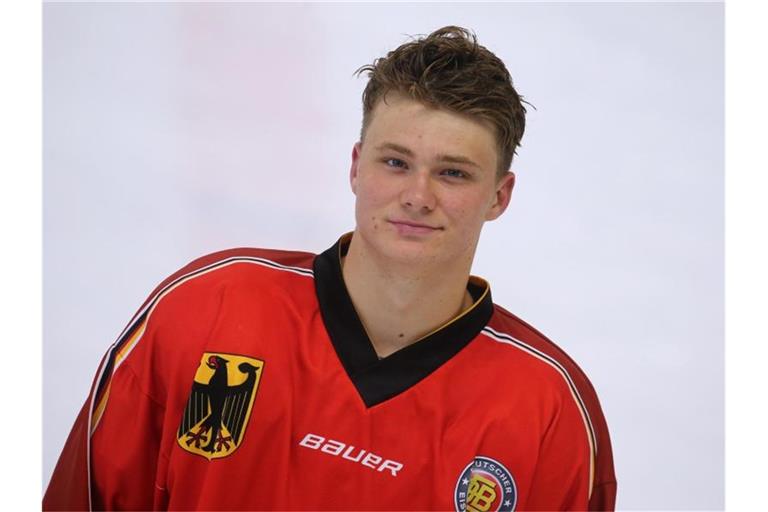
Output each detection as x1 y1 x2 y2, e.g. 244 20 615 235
388 219 442 235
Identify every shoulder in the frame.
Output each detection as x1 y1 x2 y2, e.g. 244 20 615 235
110 245 318 368
165 246 316 287
479 303 616 492
480 304 600 399
181 246 317 273
477 303 606 442
90 246 318 411
135 246 317 313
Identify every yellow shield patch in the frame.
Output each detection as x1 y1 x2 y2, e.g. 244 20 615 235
177 352 264 460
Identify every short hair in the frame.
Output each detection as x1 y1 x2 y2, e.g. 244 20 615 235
355 26 528 177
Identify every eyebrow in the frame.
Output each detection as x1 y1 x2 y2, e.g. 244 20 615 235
374 142 482 170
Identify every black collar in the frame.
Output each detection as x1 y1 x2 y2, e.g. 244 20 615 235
312 233 494 407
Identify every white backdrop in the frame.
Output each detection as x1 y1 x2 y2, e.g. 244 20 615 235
43 2 724 509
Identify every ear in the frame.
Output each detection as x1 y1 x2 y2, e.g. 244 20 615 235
349 141 362 195
485 171 515 221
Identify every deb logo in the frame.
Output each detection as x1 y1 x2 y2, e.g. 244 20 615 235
177 352 264 460
454 456 517 512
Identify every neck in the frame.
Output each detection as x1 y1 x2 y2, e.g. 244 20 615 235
341 231 475 358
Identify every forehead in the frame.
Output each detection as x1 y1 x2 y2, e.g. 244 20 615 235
364 93 499 170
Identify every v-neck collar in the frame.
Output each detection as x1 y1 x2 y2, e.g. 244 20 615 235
312 233 494 408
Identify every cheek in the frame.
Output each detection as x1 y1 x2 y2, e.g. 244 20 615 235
443 194 488 226
355 176 392 230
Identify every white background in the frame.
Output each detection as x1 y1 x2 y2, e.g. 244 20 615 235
43 2 724 509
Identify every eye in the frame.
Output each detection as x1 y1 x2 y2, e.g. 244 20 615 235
441 169 468 179
384 158 407 169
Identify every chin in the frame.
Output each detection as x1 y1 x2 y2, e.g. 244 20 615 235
370 227 447 262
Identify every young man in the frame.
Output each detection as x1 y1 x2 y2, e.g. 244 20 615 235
45 26 616 510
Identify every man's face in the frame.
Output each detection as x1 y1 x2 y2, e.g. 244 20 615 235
350 92 515 268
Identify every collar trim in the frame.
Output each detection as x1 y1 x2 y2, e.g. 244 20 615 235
313 233 494 407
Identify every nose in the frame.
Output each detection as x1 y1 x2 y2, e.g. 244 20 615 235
400 169 436 213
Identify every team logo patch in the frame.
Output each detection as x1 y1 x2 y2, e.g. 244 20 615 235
454 456 517 512
177 352 264 460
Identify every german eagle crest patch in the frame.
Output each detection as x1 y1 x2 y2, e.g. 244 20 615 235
177 352 264 460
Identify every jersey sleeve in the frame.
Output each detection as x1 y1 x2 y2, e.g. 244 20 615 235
589 480 618 511
520 383 592 510
43 253 219 511
43 307 170 511
43 398 93 511
90 357 168 510
488 309 617 511
587 390 617 511
523 377 616 511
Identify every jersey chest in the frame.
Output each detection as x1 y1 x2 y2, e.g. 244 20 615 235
158 298 540 510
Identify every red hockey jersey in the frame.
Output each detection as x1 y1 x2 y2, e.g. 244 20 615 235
44 234 616 511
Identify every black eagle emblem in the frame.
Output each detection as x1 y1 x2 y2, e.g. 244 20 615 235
177 353 264 459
